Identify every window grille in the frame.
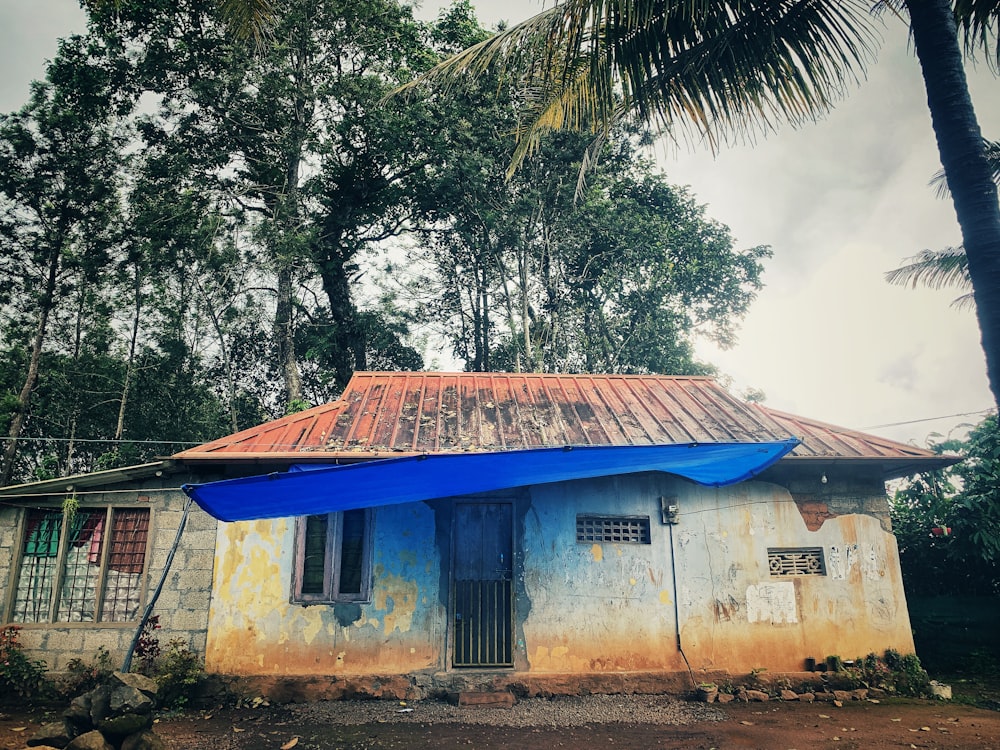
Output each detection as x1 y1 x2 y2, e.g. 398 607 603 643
576 515 651 544
768 547 826 576
12 507 150 623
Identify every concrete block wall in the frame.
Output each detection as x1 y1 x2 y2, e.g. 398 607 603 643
0 472 218 673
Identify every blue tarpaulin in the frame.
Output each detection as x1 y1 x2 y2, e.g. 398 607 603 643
182 440 798 522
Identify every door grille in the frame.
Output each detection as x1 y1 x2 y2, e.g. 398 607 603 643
453 579 513 667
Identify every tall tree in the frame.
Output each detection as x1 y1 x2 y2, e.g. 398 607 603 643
408 0 1000 407
0 36 124 485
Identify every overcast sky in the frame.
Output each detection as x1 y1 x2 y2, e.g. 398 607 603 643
2 0 998 447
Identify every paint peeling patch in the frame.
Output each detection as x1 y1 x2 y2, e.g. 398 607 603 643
590 544 603 562
792 496 839 531
333 603 362 628
659 590 672 605
373 574 418 634
746 582 797 624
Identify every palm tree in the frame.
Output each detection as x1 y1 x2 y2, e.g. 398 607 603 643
406 0 1000 408
886 140 1000 308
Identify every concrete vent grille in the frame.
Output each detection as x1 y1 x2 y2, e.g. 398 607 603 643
576 515 651 544
768 547 826 576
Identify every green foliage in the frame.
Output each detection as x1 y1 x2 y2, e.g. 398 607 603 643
0 625 50 704
890 414 1000 595
62 646 115 697
154 639 204 710
832 651 931 697
134 615 162 676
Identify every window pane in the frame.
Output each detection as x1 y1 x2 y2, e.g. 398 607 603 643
337 509 366 595
100 508 149 622
301 515 328 595
12 509 62 623
55 509 106 622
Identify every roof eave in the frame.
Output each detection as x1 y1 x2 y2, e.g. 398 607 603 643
0 461 174 497
777 454 962 480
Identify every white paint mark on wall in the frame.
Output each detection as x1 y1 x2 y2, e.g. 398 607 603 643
828 546 845 580
863 544 883 581
746 582 798 624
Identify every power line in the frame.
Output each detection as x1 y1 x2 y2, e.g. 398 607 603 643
863 408 995 431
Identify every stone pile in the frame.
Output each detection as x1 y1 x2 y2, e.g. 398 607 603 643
703 686 884 705
26 672 165 750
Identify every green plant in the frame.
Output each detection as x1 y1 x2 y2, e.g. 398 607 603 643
891 653 931 696
0 625 50 704
134 615 162 676
155 639 204 709
825 654 844 672
62 645 115 696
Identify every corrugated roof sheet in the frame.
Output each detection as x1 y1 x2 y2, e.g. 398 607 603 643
172 372 947 469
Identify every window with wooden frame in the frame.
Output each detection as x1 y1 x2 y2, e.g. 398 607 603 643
10 506 150 624
292 509 373 604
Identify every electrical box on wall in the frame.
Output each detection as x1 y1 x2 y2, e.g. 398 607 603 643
660 496 679 524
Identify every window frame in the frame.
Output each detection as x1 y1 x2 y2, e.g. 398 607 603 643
291 509 374 605
5 504 153 626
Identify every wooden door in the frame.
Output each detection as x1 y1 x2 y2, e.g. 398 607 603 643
452 502 513 667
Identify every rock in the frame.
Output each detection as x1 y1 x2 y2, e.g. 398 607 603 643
851 689 869 701
717 693 735 704
121 731 168 750
745 690 770 702
815 692 836 702
112 672 159 698
833 690 853 702
736 688 749 702
110 684 154 716
87 686 112 725
799 692 816 703
98 713 154 738
868 688 888 699
27 721 75 748
930 682 952 700
64 694 94 733
779 690 798 701
833 700 844 707
65 731 113 750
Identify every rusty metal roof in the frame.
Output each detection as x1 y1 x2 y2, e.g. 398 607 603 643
172 373 951 475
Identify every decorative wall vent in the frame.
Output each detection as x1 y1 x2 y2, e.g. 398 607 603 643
767 547 826 576
576 515 651 544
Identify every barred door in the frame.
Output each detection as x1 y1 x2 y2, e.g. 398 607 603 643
452 502 513 667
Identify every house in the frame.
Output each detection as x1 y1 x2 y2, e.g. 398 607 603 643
0 373 956 699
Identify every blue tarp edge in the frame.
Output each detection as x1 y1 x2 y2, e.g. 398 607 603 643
182 440 799 522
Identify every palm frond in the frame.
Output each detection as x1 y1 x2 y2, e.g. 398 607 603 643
885 247 972 291
954 0 1000 69
398 0 879 177
930 138 1000 198
217 0 276 44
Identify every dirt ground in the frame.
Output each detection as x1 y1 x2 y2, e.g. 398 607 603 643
3 684 1000 750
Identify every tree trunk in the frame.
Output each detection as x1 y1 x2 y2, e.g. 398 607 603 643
0 245 60 486
274 264 303 408
907 0 1000 409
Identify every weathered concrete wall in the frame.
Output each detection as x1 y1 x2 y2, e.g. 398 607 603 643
204 501 446 675
0 478 217 672
522 473 912 676
205 471 913 681
522 474 685 673
670 477 914 673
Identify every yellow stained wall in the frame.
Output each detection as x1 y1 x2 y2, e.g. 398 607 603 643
205 503 445 675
